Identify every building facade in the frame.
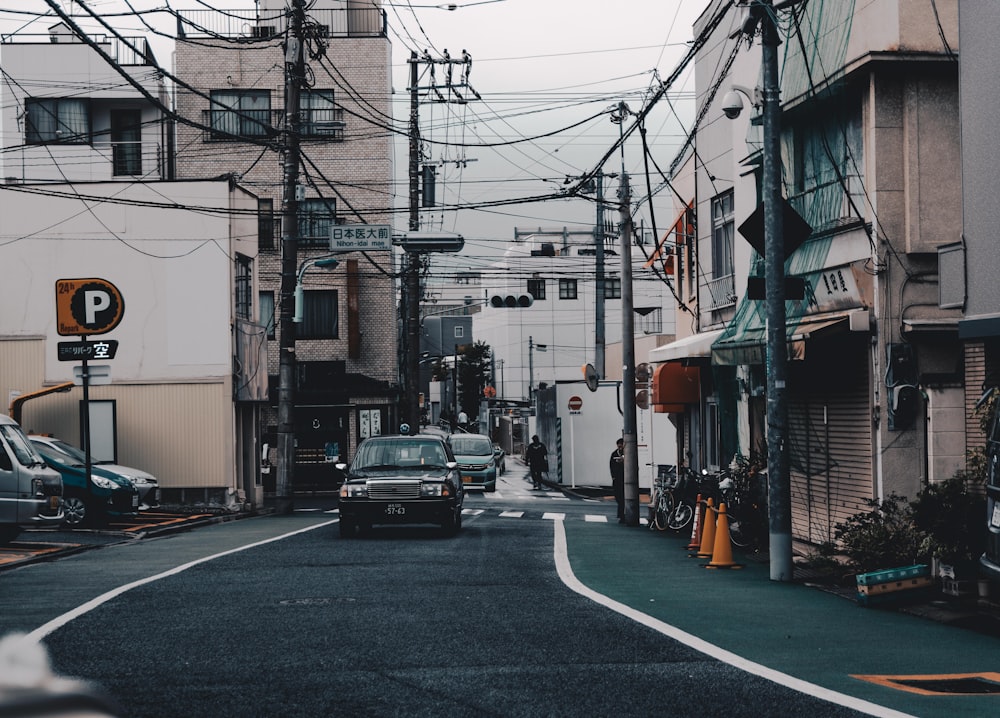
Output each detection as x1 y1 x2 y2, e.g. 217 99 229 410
172 1 398 482
651 0 963 545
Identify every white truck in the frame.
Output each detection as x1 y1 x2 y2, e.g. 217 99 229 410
0 414 63 544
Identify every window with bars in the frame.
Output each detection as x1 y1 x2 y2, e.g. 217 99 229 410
298 290 339 339
558 279 578 300
604 277 622 299
635 307 662 334
527 279 546 300
301 89 343 138
26 98 90 144
209 90 271 139
235 255 253 320
257 198 275 249
298 198 337 248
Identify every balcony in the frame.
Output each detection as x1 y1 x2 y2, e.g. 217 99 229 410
201 109 345 142
177 8 386 40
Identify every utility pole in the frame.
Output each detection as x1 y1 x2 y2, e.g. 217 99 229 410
275 0 306 513
594 171 606 379
761 0 793 581
528 336 535 403
405 51 421 432
619 171 640 526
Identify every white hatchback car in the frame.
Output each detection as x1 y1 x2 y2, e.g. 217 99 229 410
29 435 160 510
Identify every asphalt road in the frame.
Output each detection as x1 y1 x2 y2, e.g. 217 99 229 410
0 474 875 718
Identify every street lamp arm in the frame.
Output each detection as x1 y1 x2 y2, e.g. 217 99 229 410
294 254 340 323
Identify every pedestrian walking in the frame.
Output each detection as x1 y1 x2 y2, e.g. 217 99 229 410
610 438 625 522
525 435 548 490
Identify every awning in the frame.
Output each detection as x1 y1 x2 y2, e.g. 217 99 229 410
651 362 701 413
712 309 867 366
648 329 724 363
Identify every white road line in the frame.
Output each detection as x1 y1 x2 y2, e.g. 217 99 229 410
541 512 566 521
462 508 485 516
551 521 914 718
25 519 339 644
584 515 608 523
498 510 524 518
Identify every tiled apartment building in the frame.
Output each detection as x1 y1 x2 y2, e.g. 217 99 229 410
173 1 398 485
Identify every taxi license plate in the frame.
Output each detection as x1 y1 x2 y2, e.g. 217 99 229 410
992 502 1000 529
385 503 405 516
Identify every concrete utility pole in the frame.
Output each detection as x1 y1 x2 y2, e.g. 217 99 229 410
594 171 606 379
619 171 640 526
275 0 307 513
405 51 421 431
760 0 794 581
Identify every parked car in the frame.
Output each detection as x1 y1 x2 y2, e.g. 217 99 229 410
29 435 159 509
0 414 63 544
29 442 138 527
336 434 463 537
447 433 498 492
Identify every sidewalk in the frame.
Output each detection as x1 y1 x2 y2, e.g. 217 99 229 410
562 518 1000 718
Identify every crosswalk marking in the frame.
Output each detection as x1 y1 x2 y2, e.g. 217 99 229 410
499 510 524 518
463 508 485 516
584 515 608 523
542 512 566 521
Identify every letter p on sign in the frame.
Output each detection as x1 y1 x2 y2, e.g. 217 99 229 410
56 278 125 336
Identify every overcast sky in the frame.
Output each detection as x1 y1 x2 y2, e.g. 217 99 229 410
3 1 711 272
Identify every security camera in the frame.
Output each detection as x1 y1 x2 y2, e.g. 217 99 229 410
721 90 744 120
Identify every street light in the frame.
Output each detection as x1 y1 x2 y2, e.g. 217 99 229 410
294 255 340 323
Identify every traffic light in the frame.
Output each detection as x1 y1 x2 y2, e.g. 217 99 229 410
489 294 534 308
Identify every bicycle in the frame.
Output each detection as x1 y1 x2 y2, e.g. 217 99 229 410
647 467 676 531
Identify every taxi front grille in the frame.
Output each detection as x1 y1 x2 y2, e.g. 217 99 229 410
366 481 421 500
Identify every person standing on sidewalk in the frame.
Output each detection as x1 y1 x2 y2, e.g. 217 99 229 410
525 435 548 490
609 438 625 522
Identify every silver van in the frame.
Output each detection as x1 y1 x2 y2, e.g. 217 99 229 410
0 414 63 544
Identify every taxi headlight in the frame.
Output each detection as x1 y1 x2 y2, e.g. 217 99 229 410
420 483 444 497
340 483 367 498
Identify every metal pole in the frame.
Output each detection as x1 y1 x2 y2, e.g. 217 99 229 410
405 51 422 433
594 171 606 379
275 0 306 513
528 336 534 404
619 171 640 526
761 1 793 581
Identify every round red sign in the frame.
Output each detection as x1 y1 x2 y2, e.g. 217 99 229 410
568 395 583 411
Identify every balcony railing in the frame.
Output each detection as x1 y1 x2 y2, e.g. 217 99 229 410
0 33 156 66
178 8 386 40
201 109 345 142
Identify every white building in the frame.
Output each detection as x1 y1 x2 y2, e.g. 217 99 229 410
0 180 267 508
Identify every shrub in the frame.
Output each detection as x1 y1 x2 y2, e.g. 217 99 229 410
910 475 987 568
833 494 923 574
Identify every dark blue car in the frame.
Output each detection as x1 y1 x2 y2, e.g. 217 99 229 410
31 442 138 527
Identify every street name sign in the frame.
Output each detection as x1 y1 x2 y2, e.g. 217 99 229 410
329 224 392 251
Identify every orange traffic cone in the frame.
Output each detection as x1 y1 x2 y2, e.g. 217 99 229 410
686 494 704 550
705 502 744 569
694 498 716 558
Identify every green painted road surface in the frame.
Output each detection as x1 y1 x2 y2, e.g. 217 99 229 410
563 521 999 718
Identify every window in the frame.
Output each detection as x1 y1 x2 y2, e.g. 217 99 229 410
110 109 141 175
301 89 343 138
298 198 337 248
527 279 546 300
209 90 271 139
26 98 90 144
258 199 275 249
454 326 464 339
259 291 275 339
235 255 253 320
558 279 577 300
604 277 622 299
299 290 339 339
635 307 662 334
711 190 734 278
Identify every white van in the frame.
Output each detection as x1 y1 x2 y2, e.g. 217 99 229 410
0 414 63 544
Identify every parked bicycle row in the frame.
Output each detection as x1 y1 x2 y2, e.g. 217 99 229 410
647 457 769 551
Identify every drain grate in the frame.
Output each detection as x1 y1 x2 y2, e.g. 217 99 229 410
853 672 1000 696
